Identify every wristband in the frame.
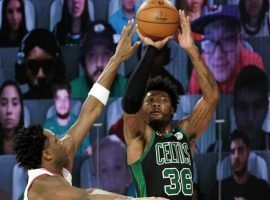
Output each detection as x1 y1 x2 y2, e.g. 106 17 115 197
88 83 110 105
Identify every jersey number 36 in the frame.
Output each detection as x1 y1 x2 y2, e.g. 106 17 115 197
162 167 193 196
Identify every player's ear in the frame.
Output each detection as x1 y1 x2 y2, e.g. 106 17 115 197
43 149 52 160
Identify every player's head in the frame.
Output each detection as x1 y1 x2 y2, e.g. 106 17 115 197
13 124 68 170
143 76 179 130
229 129 250 177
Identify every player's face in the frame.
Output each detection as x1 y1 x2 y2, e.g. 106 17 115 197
85 44 113 82
244 0 264 18
67 0 86 18
234 87 268 139
97 144 130 194
230 139 249 176
143 91 174 125
43 130 68 165
25 47 56 88
123 0 136 11
55 89 70 118
0 85 22 130
6 0 23 31
202 21 241 83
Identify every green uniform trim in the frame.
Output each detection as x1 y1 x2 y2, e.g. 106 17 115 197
130 131 156 197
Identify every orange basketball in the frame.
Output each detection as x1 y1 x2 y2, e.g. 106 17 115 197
136 0 179 41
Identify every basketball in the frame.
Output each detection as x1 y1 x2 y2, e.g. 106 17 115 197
136 0 179 41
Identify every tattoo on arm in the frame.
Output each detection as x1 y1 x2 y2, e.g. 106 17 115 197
187 46 218 99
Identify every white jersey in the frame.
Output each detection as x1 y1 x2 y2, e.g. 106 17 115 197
24 168 72 200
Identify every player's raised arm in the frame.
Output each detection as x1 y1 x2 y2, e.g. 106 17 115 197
62 19 140 160
177 10 219 139
122 31 171 144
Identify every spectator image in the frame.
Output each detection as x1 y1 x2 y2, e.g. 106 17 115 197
210 129 270 200
0 79 24 155
185 0 209 22
15 28 66 99
189 5 264 94
136 43 185 94
233 66 270 150
92 135 135 196
71 21 126 99
44 83 91 156
54 0 92 45
0 0 28 47
239 0 270 37
109 0 138 43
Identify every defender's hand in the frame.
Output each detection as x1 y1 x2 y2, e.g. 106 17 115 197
115 19 141 61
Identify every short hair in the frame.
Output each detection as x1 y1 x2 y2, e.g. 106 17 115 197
52 83 71 98
230 129 250 148
234 65 269 98
145 75 179 112
13 124 46 170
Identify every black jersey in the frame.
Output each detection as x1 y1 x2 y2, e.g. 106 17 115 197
130 128 193 200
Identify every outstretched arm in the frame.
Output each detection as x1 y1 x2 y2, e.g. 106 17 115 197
37 176 169 200
61 20 140 169
177 10 219 141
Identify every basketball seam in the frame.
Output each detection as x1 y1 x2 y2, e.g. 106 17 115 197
137 6 178 18
136 20 178 24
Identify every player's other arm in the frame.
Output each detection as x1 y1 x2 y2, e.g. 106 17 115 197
122 32 171 144
177 10 219 139
33 176 169 200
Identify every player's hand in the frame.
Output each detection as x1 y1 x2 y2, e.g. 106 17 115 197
177 9 195 50
137 30 172 50
115 19 141 61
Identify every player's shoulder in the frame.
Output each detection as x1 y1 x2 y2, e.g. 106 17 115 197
177 117 191 137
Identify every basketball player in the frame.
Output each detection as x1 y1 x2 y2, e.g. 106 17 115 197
122 10 219 199
13 20 166 200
